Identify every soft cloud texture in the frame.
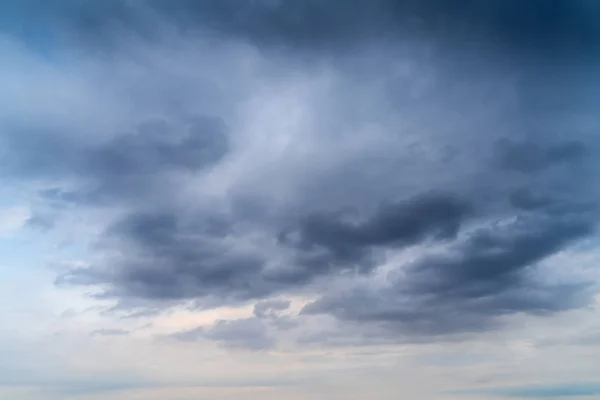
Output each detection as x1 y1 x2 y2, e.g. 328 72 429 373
1 0 597 339
1 1 600 399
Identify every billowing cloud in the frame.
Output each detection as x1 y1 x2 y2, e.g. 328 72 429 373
1 0 599 347
303 211 593 336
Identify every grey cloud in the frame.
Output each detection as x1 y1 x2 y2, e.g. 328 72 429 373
172 318 276 351
303 207 595 336
3 0 600 345
509 189 555 212
410 217 592 294
25 213 56 231
57 192 472 307
55 0 600 57
168 300 295 350
497 139 587 173
205 318 275 350
254 299 291 318
1 115 228 205
85 117 228 177
253 299 298 332
171 310 298 350
91 329 129 337
57 211 270 303
281 192 470 275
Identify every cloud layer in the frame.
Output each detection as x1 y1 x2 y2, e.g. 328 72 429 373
1 0 599 346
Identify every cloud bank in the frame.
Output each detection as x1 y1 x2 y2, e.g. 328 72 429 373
1 0 599 346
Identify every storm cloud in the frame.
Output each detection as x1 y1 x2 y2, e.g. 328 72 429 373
1 0 599 344
43 0 600 57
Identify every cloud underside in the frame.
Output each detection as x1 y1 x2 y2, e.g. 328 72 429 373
2 0 599 345
47 0 599 55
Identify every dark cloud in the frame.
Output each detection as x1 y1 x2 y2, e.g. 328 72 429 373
49 0 600 57
253 299 291 319
497 139 587 173
281 192 470 275
57 211 270 302
89 117 227 175
303 206 595 336
55 191 472 307
2 0 599 345
509 189 555 212
1 115 228 205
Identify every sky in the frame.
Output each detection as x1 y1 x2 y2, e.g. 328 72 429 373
1 1 600 399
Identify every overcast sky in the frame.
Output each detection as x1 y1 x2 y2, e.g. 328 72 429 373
1 1 600 399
